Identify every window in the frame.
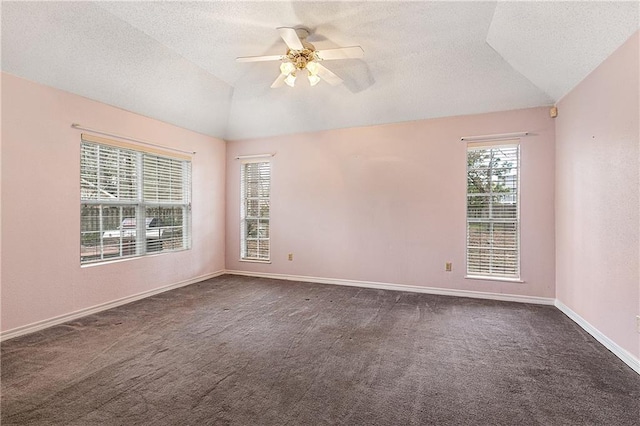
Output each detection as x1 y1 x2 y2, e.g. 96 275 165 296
466 142 519 279
240 160 270 261
80 135 191 264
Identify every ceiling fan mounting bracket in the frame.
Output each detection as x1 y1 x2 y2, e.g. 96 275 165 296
294 27 310 40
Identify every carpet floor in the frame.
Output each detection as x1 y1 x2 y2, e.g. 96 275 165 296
1 275 639 425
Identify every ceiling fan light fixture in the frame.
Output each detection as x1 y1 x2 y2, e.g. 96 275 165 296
306 60 319 75
280 62 295 76
308 73 320 86
284 72 296 87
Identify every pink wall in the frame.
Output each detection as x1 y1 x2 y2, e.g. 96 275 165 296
3 29 636 366
226 107 556 298
556 32 639 359
1 73 226 333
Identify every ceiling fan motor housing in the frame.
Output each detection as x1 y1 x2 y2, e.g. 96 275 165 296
287 35 317 70
287 48 317 70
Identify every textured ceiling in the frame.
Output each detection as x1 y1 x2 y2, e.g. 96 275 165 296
2 1 638 140
487 1 639 101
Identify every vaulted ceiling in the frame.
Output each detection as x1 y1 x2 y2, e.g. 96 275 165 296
2 1 638 140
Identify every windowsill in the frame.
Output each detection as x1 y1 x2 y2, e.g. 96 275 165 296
239 258 272 264
81 256 139 268
465 275 524 283
81 248 190 268
80 252 159 268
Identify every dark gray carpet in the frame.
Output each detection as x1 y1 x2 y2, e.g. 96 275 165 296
2 275 639 425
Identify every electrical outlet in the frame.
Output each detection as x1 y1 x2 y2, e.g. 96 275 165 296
288 253 293 261
445 262 452 272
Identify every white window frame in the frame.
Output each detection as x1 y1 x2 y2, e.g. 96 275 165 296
80 134 192 265
465 140 521 281
240 158 271 262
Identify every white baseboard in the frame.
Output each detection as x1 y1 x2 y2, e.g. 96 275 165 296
0 270 225 342
555 300 640 375
224 270 556 305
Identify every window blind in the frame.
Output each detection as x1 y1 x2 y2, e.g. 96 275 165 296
466 143 520 278
81 137 191 264
81 143 138 201
240 160 270 260
143 154 192 254
143 155 191 203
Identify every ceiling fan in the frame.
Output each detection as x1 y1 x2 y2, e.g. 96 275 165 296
236 27 364 88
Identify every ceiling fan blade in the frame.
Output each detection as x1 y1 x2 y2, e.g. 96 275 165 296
315 63 343 86
315 46 364 61
270 73 287 88
236 54 284 63
277 27 304 51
